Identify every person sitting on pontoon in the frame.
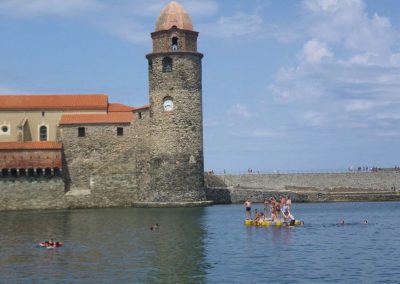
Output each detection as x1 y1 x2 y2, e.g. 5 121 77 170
257 213 266 225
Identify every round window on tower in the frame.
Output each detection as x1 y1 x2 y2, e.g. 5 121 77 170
163 97 174 112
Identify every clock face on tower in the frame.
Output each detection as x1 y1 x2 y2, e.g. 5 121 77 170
163 98 174 112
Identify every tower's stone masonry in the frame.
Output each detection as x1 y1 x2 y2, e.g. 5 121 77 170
146 17 205 202
151 28 198 53
147 55 204 201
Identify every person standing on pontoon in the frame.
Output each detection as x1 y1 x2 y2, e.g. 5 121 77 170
244 199 252 220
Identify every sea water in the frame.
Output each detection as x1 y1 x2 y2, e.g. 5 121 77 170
0 202 399 283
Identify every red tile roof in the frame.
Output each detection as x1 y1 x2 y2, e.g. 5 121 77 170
0 94 108 110
108 103 134 112
59 112 133 125
0 141 62 150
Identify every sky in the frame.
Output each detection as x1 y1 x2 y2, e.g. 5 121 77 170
0 0 399 173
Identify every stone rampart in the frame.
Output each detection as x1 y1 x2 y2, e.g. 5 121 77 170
218 172 399 192
205 171 400 203
0 177 66 210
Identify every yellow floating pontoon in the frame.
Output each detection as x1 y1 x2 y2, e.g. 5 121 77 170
244 219 303 226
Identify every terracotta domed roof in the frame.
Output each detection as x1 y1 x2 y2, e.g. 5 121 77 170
155 1 193 31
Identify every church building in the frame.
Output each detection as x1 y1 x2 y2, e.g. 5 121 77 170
0 1 208 209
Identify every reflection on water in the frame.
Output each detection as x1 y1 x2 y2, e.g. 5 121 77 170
0 208 208 283
1 202 400 283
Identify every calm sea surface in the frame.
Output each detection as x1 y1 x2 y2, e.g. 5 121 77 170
1 202 400 283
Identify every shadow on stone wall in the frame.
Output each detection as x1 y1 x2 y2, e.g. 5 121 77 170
205 187 232 204
204 173 228 188
61 148 71 193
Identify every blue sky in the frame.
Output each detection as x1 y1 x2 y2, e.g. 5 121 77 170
1 0 399 172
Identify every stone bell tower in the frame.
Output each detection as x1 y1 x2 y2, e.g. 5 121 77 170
146 1 206 202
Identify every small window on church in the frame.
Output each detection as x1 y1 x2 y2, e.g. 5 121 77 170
39 125 47 141
117 127 123 136
148 59 153 71
42 111 45 117
78 127 85 137
172 37 178 51
1 125 8 133
162 57 172 72
138 112 142 119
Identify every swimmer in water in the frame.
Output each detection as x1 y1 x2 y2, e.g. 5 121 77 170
363 220 368 224
150 223 159 231
339 220 345 225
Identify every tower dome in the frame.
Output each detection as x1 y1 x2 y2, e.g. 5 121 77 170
155 1 193 31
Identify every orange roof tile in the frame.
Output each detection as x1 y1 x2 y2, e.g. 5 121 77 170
59 112 133 125
0 141 62 150
108 103 134 112
0 94 108 110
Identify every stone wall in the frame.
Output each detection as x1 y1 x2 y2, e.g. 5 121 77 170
205 172 400 204
217 172 400 192
0 175 149 211
0 177 66 210
60 117 150 191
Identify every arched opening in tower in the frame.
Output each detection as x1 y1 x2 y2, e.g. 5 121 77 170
162 57 173 72
172 37 178 51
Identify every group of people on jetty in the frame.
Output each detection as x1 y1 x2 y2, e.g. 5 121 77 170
244 196 302 225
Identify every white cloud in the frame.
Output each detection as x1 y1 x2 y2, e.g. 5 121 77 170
229 128 282 138
349 122 369 129
249 128 282 138
304 0 363 14
268 66 327 102
267 0 400 135
0 0 220 44
300 111 327 127
390 53 400 67
0 0 101 17
376 130 398 137
373 113 400 121
200 11 263 38
303 0 398 57
344 53 378 66
299 39 333 63
121 0 218 17
230 103 251 119
95 18 149 44
345 100 375 111
182 0 218 16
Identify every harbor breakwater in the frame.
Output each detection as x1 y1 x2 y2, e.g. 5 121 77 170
205 171 400 203
0 171 399 211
